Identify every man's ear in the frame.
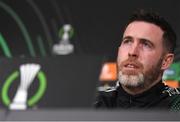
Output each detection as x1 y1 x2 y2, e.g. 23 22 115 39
161 53 174 70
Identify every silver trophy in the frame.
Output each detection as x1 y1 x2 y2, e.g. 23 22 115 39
53 24 74 55
9 64 41 110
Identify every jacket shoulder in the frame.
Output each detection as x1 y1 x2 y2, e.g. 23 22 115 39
162 87 180 111
94 86 117 108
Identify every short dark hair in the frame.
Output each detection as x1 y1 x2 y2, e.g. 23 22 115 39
125 9 176 53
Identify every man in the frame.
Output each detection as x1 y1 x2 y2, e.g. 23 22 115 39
95 9 180 111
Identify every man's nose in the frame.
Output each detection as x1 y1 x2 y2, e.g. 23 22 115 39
128 43 139 58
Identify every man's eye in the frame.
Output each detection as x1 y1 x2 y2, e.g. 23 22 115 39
143 42 149 47
142 42 152 48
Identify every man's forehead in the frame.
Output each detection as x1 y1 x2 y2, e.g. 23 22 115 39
123 21 164 42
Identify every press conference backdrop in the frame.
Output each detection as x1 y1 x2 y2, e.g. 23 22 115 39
0 0 180 60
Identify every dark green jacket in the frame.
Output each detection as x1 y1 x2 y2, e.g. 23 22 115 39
95 81 180 111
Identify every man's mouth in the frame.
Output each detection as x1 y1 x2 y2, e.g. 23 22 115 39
119 61 143 75
124 63 139 69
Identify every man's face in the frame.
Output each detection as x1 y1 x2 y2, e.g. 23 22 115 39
117 21 165 87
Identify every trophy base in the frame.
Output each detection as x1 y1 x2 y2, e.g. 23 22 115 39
9 103 27 110
53 44 74 55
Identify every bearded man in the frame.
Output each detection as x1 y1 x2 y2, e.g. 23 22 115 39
95 9 180 111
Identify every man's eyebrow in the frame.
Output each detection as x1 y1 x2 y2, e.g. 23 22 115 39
139 38 154 47
139 38 150 42
122 36 132 40
139 38 153 43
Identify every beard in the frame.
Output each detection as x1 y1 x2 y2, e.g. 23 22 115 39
118 71 144 87
117 57 163 88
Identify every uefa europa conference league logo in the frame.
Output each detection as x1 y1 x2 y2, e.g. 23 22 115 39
1 63 47 110
53 24 74 55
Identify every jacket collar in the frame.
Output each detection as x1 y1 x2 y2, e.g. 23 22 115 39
116 81 167 107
